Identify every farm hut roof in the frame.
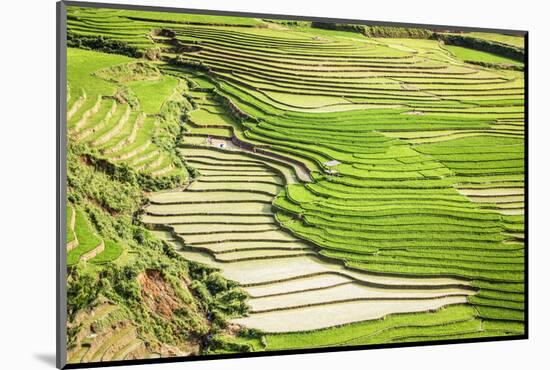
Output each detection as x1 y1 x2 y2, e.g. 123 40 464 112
324 160 341 167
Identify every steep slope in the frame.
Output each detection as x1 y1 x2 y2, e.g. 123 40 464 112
66 5 525 355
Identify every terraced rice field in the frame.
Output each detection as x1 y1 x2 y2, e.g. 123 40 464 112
144 146 474 333
67 304 153 363
67 5 525 358
66 205 124 266
66 48 188 180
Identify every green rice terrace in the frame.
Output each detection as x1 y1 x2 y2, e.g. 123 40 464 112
65 6 525 364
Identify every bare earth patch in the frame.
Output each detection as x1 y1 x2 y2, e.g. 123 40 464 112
137 269 180 319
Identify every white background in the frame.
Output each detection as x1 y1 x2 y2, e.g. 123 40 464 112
1 0 547 368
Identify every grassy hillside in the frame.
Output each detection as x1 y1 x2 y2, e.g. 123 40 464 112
65 5 525 364
65 45 255 362
448 32 525 49
443 45 523 67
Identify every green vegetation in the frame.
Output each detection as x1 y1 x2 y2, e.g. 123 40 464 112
66 4 525 364
128 75 179 114
264 305 477 350
312 22 433 38
452 32 525 49
67 207 102 266
444 45 523 66
66 205 75 244
434 32 524 62
90 240 124 264
67 47 189 186
109 8 262 26
66 137 253 360
65 13 253 360
68 33 141 57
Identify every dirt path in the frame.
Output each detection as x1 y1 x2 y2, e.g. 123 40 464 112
200 137 312 183
81 240 105 261
67 205 78 251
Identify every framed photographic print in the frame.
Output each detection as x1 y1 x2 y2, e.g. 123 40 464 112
56 1 527 368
